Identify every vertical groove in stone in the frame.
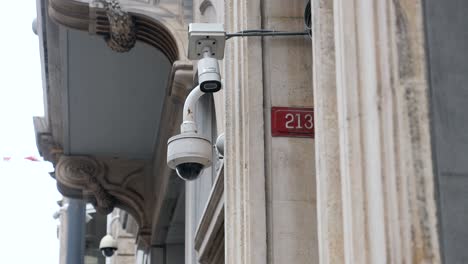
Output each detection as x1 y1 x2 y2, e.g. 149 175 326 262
332 0 441 263
311 0 344 263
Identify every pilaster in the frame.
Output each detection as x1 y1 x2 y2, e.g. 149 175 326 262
224 0 268 264
331 0 441 262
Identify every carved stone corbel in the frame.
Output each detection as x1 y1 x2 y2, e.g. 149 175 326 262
56 156 115 214
55 155 152 245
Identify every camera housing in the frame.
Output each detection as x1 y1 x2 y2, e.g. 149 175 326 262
99 234 118 257
167 132 212 181
188 23 225 60
167 85 214 181
188 23 226 93
197 54 221 93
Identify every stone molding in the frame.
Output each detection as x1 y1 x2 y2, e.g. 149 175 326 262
312 0 441 263
55 155 152 245
49 0 90 31
194 166 224 264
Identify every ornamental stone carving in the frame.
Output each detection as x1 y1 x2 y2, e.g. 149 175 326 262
103 0 137 52
55 155 152 245
55 156 115 214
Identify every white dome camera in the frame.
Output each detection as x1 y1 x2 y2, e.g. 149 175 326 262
188 23 225 93
167 85 213 181
167 133 212 180
99 234 118 257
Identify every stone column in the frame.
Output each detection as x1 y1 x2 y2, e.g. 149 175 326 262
329 0 441 262
64 199 86 264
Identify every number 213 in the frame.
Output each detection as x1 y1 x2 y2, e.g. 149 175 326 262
285 113 313 129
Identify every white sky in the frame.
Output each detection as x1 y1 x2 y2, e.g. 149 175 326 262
0 1 61 263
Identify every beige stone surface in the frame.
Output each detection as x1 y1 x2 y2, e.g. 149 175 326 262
222 0 318 263
311 0 344 263
109 210 137 264
319 0 442 263
262 1 317 263
223 0 268 264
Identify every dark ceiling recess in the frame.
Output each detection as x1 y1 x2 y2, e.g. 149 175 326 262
304 0 311 33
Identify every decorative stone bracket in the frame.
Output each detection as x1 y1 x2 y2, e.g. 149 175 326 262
55 155 152 245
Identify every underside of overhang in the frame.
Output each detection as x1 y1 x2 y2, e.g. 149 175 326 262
34 0 194 247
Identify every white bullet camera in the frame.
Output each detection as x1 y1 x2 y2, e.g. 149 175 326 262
188 23 225 93
99 234 118 257
167 85 213 181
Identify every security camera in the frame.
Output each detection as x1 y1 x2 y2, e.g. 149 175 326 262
167 132 212 181
188 23 225 93
167 85 213 181
99 234 118 257
197 50 222 93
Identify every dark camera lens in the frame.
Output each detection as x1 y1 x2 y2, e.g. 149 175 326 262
176 163 204 181
200 81 222 93
101 248 116 257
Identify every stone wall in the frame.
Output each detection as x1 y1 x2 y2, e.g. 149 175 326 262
209 0 318 263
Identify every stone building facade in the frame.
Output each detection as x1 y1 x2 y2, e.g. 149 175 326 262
34 0 468 263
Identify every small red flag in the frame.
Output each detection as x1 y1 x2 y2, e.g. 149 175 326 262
24 156 40 162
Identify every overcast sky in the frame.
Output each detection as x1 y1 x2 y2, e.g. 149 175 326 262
0 1 61 263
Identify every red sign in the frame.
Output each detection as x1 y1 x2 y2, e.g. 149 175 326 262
271 107 314 138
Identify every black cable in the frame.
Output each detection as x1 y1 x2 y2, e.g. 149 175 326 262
224 1 312 40
238 29 275 33
304 0 312 38
225 30 310 40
